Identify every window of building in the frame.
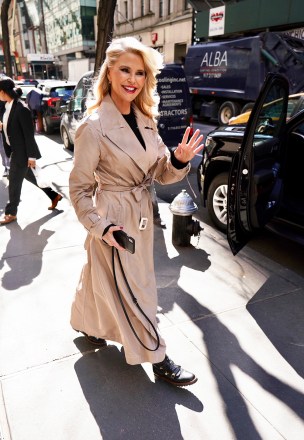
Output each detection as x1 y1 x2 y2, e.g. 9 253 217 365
168 0 171 15
124 1 128 20
184 0 190 9
81 6 96 41
159 0 163 18
141 0 144 16
174 43 187 65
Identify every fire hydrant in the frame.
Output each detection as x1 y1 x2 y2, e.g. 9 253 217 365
169 189 202 246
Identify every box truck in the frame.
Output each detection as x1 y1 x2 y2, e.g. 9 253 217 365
184 32 304 124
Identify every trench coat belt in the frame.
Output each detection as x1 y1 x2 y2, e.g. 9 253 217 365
98 177 153 203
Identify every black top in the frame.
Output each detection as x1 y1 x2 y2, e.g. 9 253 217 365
123 108 188 170
123 109 146 150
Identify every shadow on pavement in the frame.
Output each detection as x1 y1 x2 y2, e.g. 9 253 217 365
74 344 203 440
154 227 304 439
247 279 304 379
0 212 59 290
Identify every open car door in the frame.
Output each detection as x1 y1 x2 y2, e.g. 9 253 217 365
227 73 289 255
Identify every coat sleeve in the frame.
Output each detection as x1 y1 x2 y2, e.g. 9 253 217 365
153 133 191 184
69 120 112 238
18 105 41 159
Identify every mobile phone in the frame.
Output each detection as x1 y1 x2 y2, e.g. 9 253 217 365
113 230 135 254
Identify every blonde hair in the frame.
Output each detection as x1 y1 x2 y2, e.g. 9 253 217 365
88 37 164 119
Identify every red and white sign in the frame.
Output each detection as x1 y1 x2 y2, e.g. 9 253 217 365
209 6 225 37
151 33 158 44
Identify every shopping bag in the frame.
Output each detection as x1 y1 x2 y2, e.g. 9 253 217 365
32 165 51 188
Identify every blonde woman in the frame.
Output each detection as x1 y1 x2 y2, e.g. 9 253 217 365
69 37 203 387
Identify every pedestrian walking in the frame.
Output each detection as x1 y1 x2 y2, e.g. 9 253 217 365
0 78 62 225
69 37 204 386
26 87 44 133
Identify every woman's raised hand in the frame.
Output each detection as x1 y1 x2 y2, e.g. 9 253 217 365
174 127 204 163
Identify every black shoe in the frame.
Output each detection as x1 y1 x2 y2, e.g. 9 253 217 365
153 355 197 387
153 216 166 229
75 329 107 347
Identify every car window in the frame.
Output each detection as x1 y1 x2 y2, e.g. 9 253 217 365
51 86 75 99
72 80 85 112
255 83 287 137
286 96 300 117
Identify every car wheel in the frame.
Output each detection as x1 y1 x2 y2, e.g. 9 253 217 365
207 172 228 231
42 116 54 134
218 101 240 125
61 127 73 151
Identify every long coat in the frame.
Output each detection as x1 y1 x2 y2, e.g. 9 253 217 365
2 100 41 162
69 94 190 365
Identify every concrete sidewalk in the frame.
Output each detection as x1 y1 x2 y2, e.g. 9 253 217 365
0 135 304 440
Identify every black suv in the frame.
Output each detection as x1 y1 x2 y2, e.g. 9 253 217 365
38 80 76 134
60 65 193 151
198 73 304 253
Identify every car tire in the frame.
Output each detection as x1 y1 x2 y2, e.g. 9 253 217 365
61 127 74 151
207 172 228 232
218 101 241 125
42 116 54 134
241 102 255 113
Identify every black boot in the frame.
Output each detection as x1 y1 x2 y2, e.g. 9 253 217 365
75 329 107 347
153 355 197 387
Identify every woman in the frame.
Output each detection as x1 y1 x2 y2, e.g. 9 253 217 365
69 37 203 387
0 79 62 225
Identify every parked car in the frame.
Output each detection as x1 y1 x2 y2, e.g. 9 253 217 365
229 92 304 125
60 65 193 150
38 80 76 134
198 73 304 253
60 71 94 150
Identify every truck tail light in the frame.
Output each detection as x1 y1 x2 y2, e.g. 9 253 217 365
189 115 194 136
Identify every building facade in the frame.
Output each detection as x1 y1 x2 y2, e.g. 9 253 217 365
113 0 193 65
189 0 304 42
0 0 97 79
2 0 303 80
1 0 193 79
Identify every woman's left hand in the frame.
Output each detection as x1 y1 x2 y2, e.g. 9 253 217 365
174 127 204 163
28 159 36 168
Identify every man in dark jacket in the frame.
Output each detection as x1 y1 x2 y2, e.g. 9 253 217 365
26 87 43 132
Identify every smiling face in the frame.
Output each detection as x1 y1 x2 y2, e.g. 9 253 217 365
107 51 146 114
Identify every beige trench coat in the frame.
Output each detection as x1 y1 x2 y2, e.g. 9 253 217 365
69 94 190 365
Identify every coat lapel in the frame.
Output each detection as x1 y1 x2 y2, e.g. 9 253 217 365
97 95 158 175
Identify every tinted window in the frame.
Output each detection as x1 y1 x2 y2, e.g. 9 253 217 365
255 83 287 138
72 80 85 112
50 86 75 99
